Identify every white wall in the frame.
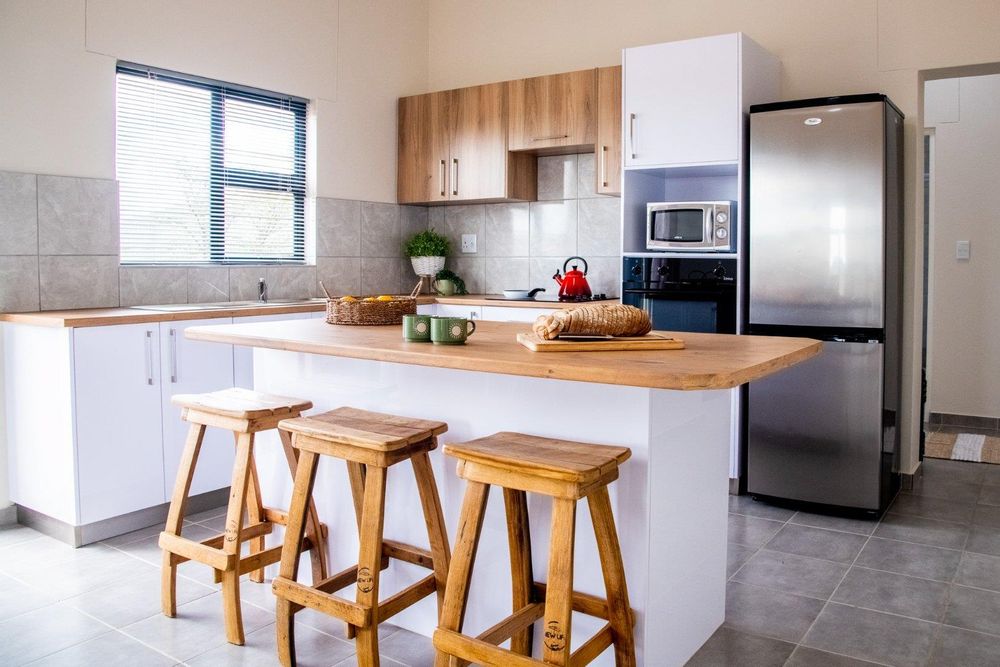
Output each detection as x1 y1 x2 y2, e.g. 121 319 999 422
925 74 1000 419
426 0 1000 475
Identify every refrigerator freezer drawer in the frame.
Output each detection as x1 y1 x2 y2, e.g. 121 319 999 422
748 340 884 510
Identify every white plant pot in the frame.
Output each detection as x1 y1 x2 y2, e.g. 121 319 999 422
411 256 446 277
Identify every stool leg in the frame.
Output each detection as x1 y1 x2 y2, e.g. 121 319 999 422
588 487 636 667
221 431 254 646
434 481 490 667
542 498 576 666
355 465 388 667
503 488 534 657
344 460 367 640
245 447 267 584
276 447 321 667
412 449 451 617
161 422 206 617
279 429 328 583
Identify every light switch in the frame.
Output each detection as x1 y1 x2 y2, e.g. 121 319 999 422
461 234 477 253
956 240 971 260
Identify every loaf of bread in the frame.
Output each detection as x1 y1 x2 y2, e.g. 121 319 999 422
532 304 652 340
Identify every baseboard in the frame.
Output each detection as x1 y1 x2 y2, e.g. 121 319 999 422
0 504 16 526
729 477 740 495
16 487 230 547
928 412 999 430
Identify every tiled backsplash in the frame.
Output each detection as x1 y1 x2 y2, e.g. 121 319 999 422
0 155 620 312
428 153 621 296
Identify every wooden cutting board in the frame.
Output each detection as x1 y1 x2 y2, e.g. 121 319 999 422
516 332 685 352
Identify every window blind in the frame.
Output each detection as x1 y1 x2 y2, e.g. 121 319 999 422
116 63 307 264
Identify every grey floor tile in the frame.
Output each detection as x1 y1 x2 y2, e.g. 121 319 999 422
122 591 274 662
802 602 937 667
728 514 784 549
296 607 357 639
928 624 1000 666
965 525 1000 557
943 584 1000 635
237 576 279 612
831 566 950 622
889 493 977 524
185 506 229 524
0 573 57 622
5 543 157 600
686 626 794 667
333 654 406 667
727 543 756 578
187 620 354 667
955 551 1000 592
0 603 110 665
764 524 868 565
100 524 166 547
732 549 847 600
25 629 176 666
978 484 1000 506
728 495 795 522
982 465 1000 487
874 512 970 549
785 645 883 666
0 524 44 550
789 511 877 536
379 627 436 666
906 477 982 504
972 504 1000 529
921 458 985 485
63 567 215 627
723 581 825 643
114 523 217 567
855 537 962 582
196 514 229 532
0 534 85 571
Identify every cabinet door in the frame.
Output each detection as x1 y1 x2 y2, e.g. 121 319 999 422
398 91 450 204
73 324 165 524
160 319 236 498
623 34 739 167
448 82 510 201
508 69 596 152
481 306 542 323
596 65 622 195
435 304 482 320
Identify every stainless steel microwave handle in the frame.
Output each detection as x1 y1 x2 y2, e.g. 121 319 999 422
629 113 637 159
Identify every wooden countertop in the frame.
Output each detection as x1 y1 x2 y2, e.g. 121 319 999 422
186 318 821 391
0 295 612 328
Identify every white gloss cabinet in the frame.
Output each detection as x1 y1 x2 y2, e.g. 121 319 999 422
435 304 482 320
481 306 542 323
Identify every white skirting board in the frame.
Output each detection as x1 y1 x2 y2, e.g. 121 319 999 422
0 504 16 526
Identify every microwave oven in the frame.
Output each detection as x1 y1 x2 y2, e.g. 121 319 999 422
646 201 734 252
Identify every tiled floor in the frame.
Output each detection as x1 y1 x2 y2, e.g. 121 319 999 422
4 456 1000 665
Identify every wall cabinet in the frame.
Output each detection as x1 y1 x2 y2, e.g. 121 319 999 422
596 65 622 195
508 69 596 154
398 83 535 204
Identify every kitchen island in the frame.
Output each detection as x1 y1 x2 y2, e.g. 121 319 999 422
186 318 820 666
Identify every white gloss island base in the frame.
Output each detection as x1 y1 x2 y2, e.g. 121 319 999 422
248 347 732 666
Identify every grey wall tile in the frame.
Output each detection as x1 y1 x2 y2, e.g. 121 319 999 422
0 172 38 255
537 155 578 201
360 202 400 257
529 200 577 257
265 265 317 299
228 267 265 302
0 256 40 312
583 256 620 297
485 257 530 294
361 257 402 296
399 258 422 294
316 198 361 257
37 176 118 255
119 267 187 307
39 256 119 310
578 197 621 256
446 257 485 295
400 206 429 246
427 206 445 230
186 268 229 303
576 152 597 198
317 257 361 297
442 205 485 257
485 203 529 257
529 257 563 295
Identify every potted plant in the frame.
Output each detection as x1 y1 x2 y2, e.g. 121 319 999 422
404 229 450 277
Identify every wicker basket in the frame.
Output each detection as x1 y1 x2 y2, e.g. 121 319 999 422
325 296 416 326
410 256 446 277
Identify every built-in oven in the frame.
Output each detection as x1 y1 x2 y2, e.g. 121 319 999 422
622 257 737 333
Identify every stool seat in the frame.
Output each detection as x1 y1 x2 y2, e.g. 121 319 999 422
171 387 312 419
280 407 447 451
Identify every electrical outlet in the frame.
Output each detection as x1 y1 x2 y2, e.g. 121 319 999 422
461 234 477 253
956 240 971 260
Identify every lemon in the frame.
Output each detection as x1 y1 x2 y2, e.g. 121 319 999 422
376 295 393 301
339 295 357 303
363 297 376 302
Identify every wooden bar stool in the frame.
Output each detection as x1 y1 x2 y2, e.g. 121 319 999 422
160 388 329 646
273 407 451 667
433 432 636 667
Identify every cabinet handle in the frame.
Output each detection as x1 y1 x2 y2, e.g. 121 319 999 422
452 158 458 196
629 113 637 159
600 145 608 188
470 310 479 320
531 133 569 142
144 330 154 386
169 328 178 383
439 159 446 197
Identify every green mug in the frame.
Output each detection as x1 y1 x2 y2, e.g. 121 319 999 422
430 316 476 344
402 314 432 342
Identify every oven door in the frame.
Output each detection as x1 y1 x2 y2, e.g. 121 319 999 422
623 287 736 333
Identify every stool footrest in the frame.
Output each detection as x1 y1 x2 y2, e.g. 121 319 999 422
377 574 436 623
434 628 540 667
572 622 613 666
159 532 234 571
315 558 390 596
272 577 370 627
476 602 544 646
533 582 634 624
382 539 434 569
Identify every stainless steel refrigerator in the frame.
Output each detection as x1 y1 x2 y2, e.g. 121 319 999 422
746 94 903 513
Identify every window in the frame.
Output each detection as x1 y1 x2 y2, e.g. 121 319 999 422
116 63 306 264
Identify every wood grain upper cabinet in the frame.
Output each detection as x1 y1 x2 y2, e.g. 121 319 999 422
398 90 450 203
449 83 507 201
596 65 622 195
508 69 597 154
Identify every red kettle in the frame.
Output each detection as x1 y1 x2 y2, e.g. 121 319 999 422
553 256 592 300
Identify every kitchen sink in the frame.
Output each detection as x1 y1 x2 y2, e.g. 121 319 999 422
132 298 326 312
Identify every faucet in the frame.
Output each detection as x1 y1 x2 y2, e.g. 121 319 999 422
258 277 268 303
